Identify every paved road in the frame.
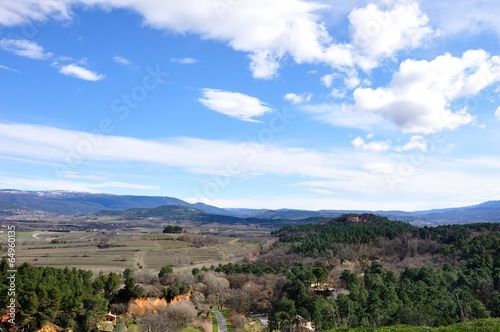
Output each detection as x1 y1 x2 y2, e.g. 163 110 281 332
212 309 228 332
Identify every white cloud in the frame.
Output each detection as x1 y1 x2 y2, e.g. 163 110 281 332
352 50 500 133
0 1 436 81
0 122 351 181
284 93 312 104
0 38 52 59
395 135 428 152
77 0 334 79
199 89 273 122
349 2 434 63
1 121 500 211
170 57 198 64
495 106 500 120
330 89 346 99
351 136 391 153
0 0 72 26
0 175 159 193
58 63 105 81
61 171 106 180
113 56 139 70
113 56 131 66
320 74 335 88
343 69 361 89
421 0 500 37
248 51 281 79
351 134 428 154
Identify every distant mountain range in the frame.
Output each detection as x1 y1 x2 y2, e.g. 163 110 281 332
0 189 230 216
1 189 499 225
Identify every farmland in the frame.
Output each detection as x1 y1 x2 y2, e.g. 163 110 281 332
3 224 270 274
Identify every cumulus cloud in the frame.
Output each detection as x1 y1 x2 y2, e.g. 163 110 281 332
351 136 391 153
198 89 273 122
284 93 312 104
58 63 105 81
353 50 500 133
0 38 52 59
349 2 434 64
305 49 499 134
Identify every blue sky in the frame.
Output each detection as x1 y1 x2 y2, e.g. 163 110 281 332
0 0 499 211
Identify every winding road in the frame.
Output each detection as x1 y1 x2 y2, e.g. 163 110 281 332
212 309 228 332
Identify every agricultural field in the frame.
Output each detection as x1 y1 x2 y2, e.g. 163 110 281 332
3 227 268 274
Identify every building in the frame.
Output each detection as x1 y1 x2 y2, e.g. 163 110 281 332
96 312 116 332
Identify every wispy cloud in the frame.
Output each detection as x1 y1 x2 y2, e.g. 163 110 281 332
301 103 389 131
170 57 198 64
113 56 132 66
495 106 500 121
113 55 139 70
198 89 273 122
0 122 344 180
61 171 107 181
0 0 72 26
0 64 18 72
1 121 499 210
0 38 52 59
57 63 105 81
0 175 159 193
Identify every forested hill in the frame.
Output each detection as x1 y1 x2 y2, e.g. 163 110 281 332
274 213 500 256
263 214 500 330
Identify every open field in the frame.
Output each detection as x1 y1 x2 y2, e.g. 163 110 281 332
1 226 269 274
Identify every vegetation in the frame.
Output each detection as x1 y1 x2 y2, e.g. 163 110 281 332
264 215 500 330
163 225 183 233
326 318 500 331
211 311 218 332
3 213 500 332
0 261 108 331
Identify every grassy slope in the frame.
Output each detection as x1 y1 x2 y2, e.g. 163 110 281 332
327 318 500 332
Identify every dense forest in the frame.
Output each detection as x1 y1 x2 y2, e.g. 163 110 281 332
263 215 500 330
0 261 108 331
